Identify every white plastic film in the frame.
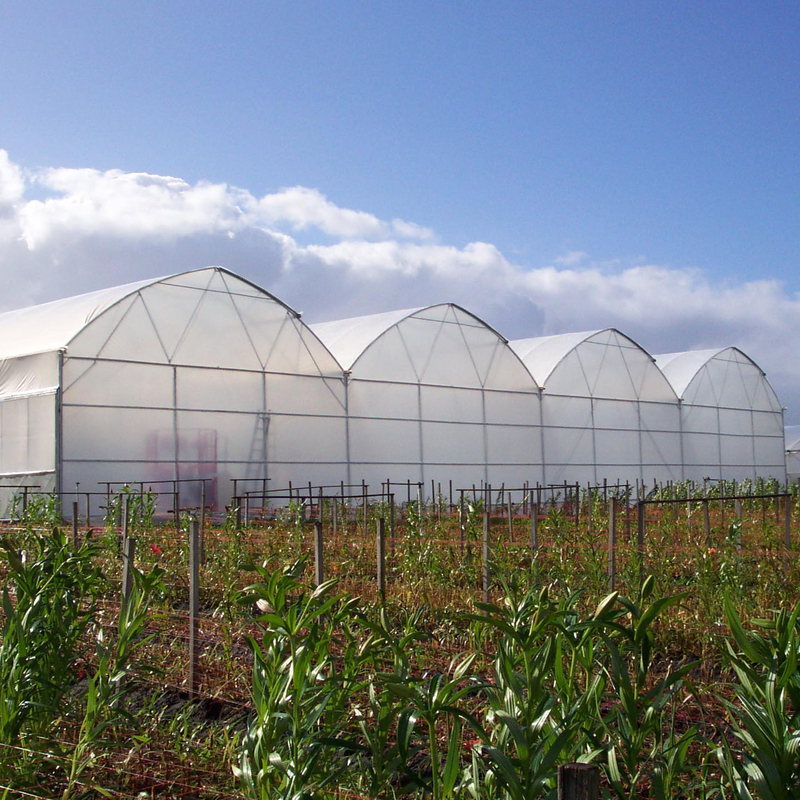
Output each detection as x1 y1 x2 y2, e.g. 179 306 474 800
0 393 56 475
0 352 59 397
349 418 421 464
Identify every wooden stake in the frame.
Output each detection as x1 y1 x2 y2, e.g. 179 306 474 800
608 498 616 592
558 763 600 799
376 517 386 599
188 519 199 694
314 520 324 586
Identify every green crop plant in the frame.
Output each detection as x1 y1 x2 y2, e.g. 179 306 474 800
593 575 701 799
385 652 486 800
0 529 105 784
61 563 164 799
8 492 63 529
234 556 359 799
715 596 800 798
463 581 585 800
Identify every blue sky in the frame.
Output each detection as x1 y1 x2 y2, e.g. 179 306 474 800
1 1 800 416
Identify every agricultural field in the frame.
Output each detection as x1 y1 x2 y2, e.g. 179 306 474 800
1 480 799 799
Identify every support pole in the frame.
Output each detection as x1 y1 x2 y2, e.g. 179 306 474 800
121 493 129 550
314 520 324 586
121 535 135 603
71 501 79 546
558 763 600 799
389 493 396 555
460 490 466 555
199 481 206 566
376 517 386 599
784 494 792 551
530 494 539 554
608 498 617 592
637 501 645 583
482 512 491 603
188 519 199 694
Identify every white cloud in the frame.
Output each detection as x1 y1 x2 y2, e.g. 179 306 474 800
15 162 431 249
1 149 799 420
252 186 433 241
553 250 588 267
0 150 25 208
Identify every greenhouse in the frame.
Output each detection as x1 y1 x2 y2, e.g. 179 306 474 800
0 267 790 512
785 429 800 483
655 347 785 481
510 329 682 485
310 304 544 491
0 267 347 511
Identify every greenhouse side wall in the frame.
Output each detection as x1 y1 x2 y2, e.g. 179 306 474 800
0 351 59 516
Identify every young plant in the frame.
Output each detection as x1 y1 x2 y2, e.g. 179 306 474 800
715 596 800 798
234 557 358 799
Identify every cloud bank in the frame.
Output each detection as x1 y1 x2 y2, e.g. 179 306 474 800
1 149 798 421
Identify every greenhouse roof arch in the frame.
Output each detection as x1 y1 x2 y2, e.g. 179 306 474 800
0 266 317 362
64 267 341 376
311 304 539 392
655 347 782 412
510 328 678 402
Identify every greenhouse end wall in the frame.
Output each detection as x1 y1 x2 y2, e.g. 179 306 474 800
57 269 349 510
312 305 545 493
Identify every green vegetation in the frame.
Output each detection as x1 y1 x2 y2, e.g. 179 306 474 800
0 481 798 798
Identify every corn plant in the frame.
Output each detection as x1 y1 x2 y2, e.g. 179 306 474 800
0 529 105 784
61 563 164 799
715 597 800 798
234 557 358 799
594 575 701 799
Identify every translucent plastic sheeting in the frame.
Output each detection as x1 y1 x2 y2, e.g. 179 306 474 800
421 421 486 466
512 329 677 403
513 329 682 483
64 359 175 408
349 381 420 421
0 393 56 475
349 418 423 466
3 267 350 506
0 277 158 361
313 304 543 489
0 473 56 519
656 347 785 481
314 305 538 392
0 352 60 396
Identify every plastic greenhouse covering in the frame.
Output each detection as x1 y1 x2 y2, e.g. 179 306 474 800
511 329 682 485
785 428 800 482
0 267 789 514
311 304 544 491
655 348 785 481
0 268 347 510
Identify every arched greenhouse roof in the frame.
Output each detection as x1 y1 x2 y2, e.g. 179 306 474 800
510 328 677 402
0 267 344 383
310 307 423 372
311 304 539 391
655 347 782 412
0 267 303 361
0 276 159 360
785 425 800 453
